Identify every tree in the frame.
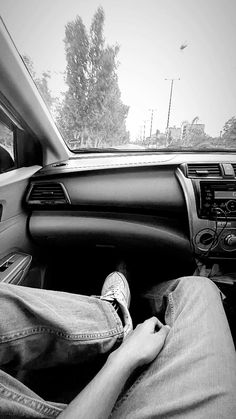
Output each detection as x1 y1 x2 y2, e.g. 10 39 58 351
36 72 55 110
22 55 55 111
0 123 13 157
222 117 236 146
58 7 129 148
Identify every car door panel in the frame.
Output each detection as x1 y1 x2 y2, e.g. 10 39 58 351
0 166 41 286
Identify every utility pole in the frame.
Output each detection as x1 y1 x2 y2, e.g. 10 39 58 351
165 78 180 136
149 109 154 138
148 109 157 146
143 120 146 143
139 126 143 143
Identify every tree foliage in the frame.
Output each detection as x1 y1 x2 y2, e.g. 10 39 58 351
58 7 129 148
23 55 55 111
222 116 236 145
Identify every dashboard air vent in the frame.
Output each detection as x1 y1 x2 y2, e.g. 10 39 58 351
27 182 70 205
187 164 222 178
232 164 236 177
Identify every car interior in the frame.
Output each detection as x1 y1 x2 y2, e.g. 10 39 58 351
0 17 235 404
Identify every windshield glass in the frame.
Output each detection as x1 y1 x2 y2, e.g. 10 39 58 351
1 0 236 151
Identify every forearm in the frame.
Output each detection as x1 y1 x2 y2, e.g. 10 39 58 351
58 351 136 419
58 318 170 419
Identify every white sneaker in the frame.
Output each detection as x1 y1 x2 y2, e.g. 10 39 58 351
101 271 133 338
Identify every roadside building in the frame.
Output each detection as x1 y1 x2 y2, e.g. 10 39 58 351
167 126 181 141
181 123 205 141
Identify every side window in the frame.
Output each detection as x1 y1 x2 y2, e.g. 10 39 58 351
0 119 15 173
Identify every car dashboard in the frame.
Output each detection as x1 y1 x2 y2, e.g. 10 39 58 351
25 152 236 261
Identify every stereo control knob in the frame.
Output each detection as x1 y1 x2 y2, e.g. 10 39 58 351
224 234 236 246
226 200 236 212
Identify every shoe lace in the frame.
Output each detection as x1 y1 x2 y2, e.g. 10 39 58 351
102 285 125 302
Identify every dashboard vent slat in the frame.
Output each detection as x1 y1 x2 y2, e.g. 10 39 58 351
187 164 222 178
232 164 236 176
27 182 70 205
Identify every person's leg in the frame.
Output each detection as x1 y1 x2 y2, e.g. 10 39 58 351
0 368 66 418
111 276 236 419
0 281 124 417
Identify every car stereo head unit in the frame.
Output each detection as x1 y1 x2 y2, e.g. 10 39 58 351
199 181 236 219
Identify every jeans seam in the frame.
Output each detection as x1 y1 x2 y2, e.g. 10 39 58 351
111 292 176 415
166 291 175 326
103 300 124 347
0 382 62 417
0 325 123 343
102 299 124 331
110 367 149 415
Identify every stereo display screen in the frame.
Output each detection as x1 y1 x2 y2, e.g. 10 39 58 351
214 191 236 199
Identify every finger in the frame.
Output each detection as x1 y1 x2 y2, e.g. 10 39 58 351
155 324 171 342
148 317 164 333
155 318 164 330
144 317 166 334
144 316 159 331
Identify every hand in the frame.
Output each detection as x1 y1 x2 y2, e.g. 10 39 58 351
110 317 170 370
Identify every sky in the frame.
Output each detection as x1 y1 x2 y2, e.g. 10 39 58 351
0 0 236 140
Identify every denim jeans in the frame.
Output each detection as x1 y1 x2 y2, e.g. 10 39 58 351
0 277 236 418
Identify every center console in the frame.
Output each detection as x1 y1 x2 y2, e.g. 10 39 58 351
177 165 236 259
198 181 236 219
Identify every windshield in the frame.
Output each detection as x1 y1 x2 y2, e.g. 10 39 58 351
1 0 236 152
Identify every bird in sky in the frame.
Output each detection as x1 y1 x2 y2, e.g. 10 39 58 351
180 42 188 51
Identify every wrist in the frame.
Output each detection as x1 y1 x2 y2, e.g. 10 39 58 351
108 347 140 374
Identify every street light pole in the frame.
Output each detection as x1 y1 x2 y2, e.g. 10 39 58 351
165 78 180 133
